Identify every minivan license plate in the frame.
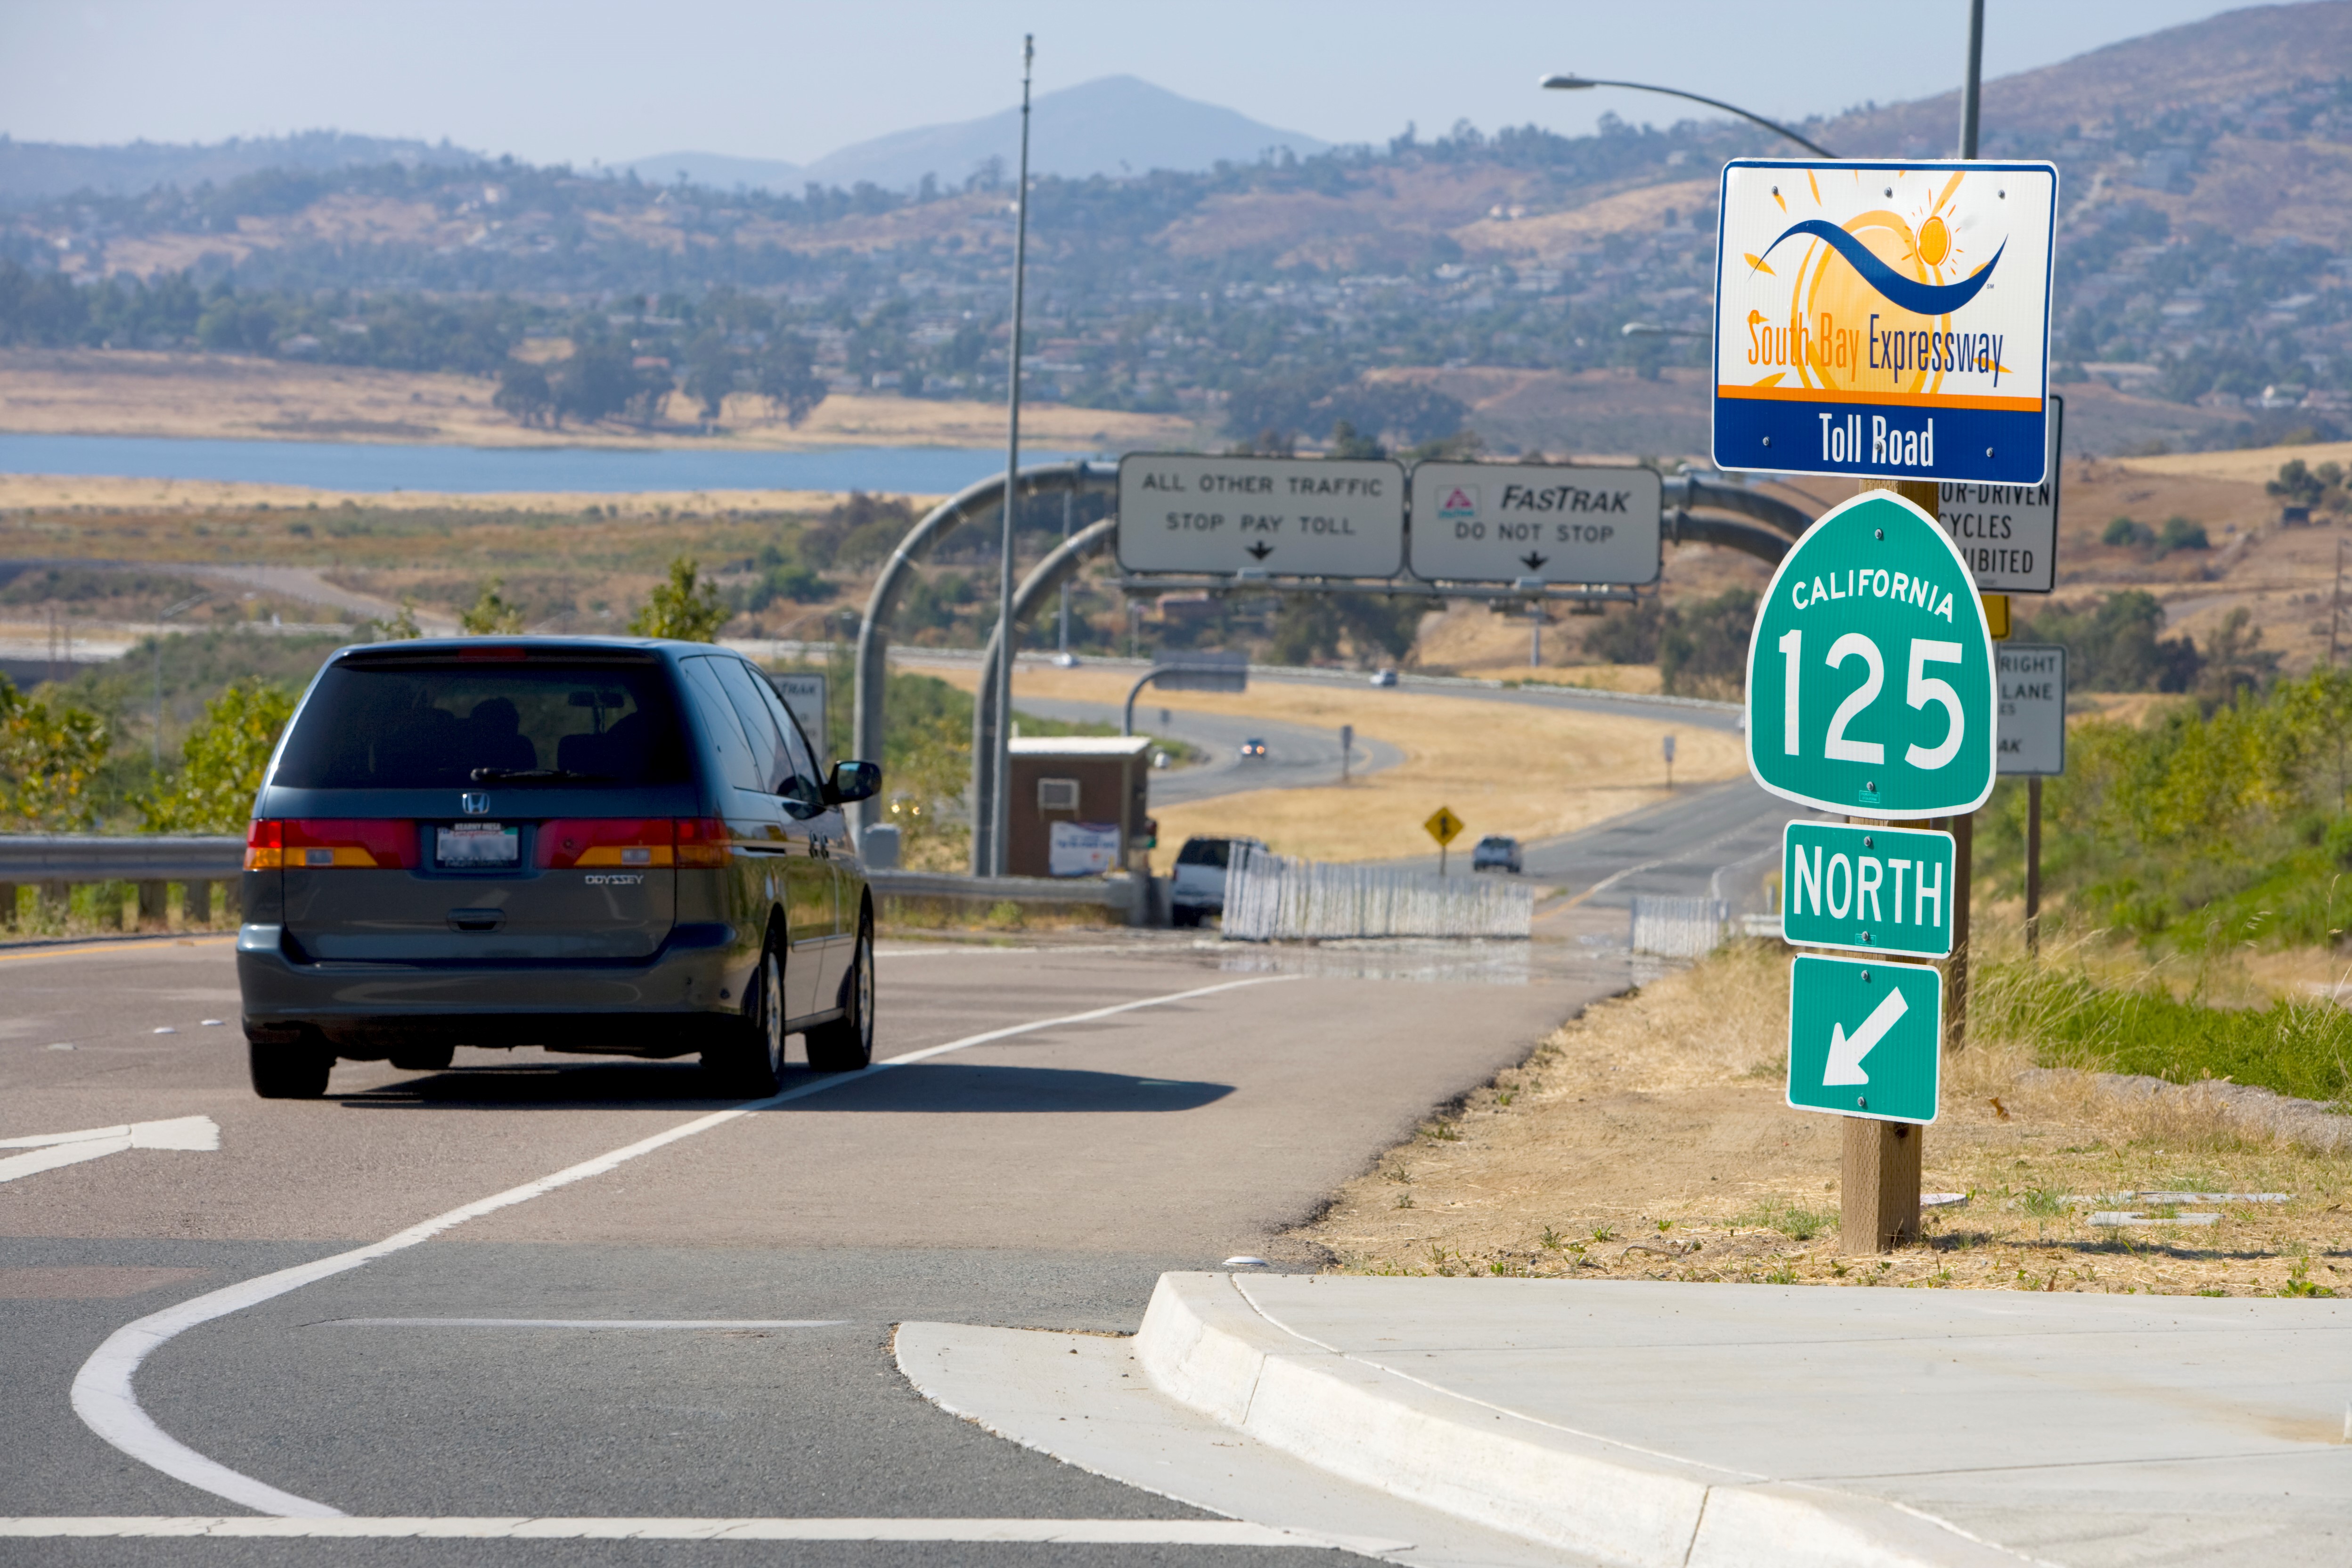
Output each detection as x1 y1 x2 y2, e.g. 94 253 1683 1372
437 823 519 867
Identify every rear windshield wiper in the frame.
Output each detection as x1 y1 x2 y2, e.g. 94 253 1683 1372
468 768 613 784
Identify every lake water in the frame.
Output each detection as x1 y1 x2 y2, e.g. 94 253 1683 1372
0 432 1096 496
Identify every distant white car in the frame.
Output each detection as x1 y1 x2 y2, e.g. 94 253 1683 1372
1169 835 1265 928
1370 669 1400 687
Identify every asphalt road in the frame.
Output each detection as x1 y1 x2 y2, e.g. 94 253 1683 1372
0 931 1615 1564
1010 697 1407 807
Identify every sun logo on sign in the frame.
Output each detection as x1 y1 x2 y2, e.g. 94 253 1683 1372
1741 168 1999 398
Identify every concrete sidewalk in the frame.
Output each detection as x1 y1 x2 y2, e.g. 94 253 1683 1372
902 1272 2351 1567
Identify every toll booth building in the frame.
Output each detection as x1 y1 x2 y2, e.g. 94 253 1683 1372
1007 736 1153 879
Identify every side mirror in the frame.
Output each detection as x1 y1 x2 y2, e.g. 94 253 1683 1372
823 760 882 806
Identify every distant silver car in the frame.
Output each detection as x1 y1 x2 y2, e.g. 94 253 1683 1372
1471 834 1523 874
1370 669 1400 687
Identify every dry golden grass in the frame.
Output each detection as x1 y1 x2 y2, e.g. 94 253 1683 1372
0 348 1197 452
2114 439 2352 487
1301 940 2352 1296
937 662 1745 869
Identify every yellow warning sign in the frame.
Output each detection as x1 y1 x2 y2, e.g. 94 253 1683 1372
1424 806 1464 847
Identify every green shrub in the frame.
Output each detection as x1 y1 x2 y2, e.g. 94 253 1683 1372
139 681 296 833
1975 959 2352 1108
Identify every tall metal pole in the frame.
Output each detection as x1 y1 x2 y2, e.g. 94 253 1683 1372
1958 0 1985 160
982 33 1034 877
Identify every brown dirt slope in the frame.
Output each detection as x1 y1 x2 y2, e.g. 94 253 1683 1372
1298 940 2352 1296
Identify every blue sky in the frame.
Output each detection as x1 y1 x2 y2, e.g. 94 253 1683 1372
0 0 2266 168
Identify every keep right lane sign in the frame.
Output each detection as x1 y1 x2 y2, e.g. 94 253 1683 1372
1998 643 2066 776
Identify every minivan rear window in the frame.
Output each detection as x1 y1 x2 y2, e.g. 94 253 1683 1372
273 662 691 789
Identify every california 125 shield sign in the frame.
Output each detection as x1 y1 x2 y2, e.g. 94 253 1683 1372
1712 160 2056 487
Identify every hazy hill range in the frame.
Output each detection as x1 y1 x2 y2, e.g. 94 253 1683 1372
0 3 2346 457
0 131 477 207
625 76 1329 194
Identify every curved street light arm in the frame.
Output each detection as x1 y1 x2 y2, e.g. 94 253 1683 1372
1540 75 1838 160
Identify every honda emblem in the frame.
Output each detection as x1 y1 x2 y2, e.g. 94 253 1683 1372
461 792 490 816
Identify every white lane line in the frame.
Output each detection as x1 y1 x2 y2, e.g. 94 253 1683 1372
0 1117 220 1186
313 1319 849 1330
71 974 1298 1520
0 1517 1400 1548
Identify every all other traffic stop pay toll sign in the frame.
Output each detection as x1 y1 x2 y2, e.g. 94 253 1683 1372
1407 462 1660 586
1782 820 1955 959
1745 490 1996 819
1117 453 1405 577
1713 159 2057 487
1788 954 1942 1125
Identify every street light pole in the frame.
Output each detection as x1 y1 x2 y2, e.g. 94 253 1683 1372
152 592 208 776
1959 0 1985 159
1540 74 1837 158
980 33 1035 877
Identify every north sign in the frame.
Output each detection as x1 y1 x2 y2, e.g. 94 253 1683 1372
1787 954 1941 1125
1713 159 2058 487
1782 820 1954 959
1117 453 1405 577
1936 393 2062 594
1407 462 1660 586
1745 490 1996 820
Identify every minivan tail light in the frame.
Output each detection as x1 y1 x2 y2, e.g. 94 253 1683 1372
246 819 416 870
673 817 732 867
540 818 675 869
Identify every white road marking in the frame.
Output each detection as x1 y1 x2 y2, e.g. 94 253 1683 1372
70 975 1298 1519
0 1517 1399 1548
0 1117 220 1186
314 1319 849 1330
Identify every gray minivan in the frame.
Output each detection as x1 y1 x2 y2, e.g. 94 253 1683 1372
237 637 880 1099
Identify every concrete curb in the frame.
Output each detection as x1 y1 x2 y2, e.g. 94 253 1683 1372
1135 1273 2029 1568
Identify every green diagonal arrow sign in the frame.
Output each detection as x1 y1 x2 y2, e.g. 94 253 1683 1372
1787 955 1942 1124
1745 491 1996 819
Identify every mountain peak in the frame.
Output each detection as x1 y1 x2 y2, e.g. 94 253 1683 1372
624 74 1329 195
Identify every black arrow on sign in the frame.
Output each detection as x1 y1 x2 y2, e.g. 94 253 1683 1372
1246 542 1275 561
1519 551 1549 571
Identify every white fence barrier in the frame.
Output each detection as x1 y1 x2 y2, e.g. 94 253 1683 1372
1221 848 1533 941
1629 896 1731 958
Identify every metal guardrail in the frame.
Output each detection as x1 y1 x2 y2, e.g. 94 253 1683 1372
1630 896 1732 958
0 835 244 882
1222 848 1533 941
867 868 1149 916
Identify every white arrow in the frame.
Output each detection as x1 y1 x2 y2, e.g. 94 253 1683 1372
1823 988 1909 1086
0 1116 220 1185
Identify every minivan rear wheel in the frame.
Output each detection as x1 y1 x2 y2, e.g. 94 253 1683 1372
805 914 873 1072
249 1032 332 1099
704 941 786 1095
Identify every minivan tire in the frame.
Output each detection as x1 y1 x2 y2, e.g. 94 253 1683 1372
705 939 786 1095
805 913 873 1072
249 1033 332 1099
